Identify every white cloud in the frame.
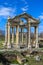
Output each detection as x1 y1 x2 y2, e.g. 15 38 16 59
0 6 16 18
0 8 10 16
39 26 43 32
39 15 43 20
39 26 43 28
21 5 29 12
22 0 28 4
38 13 43 20
21 0 29 12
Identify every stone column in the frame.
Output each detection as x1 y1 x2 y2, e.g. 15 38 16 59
5 24 8 47
7 21 11 48
28 20 31 49
22 29 23 44
33 27 36 47
12 27 14 44
35 26 39 48
16 25 19 48
25 32 27 46
21 28 22 45
27 29 28 47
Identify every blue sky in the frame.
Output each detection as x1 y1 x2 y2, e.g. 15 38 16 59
0 0 43 33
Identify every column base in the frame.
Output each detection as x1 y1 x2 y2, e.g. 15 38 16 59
16 44 20 49
35 43 39 48
28 44 31 49
7 43 11 48
35 45 39 48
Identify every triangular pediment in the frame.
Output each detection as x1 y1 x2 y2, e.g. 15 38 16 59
8 12 39 24
13 12 38 21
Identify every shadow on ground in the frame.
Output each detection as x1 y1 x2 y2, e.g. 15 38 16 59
0 54 11 65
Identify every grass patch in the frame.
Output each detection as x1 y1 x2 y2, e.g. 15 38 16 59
26 55 43 65
11 59 19 64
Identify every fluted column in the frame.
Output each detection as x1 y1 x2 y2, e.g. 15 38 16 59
34 27 36 47
27 29 28 47
16 25 19 48
25 32 27 45
12 27 14 44
22 29 23 44
7 21 11 48
35 26 39 48
21 28 22 45
5 24 8 47
28 20 31 48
